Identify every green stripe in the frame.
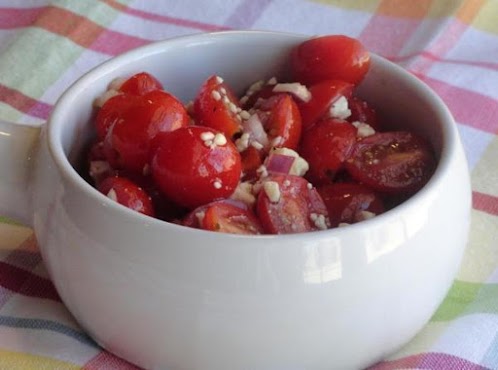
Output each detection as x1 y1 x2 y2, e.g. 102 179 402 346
0 216 22 226
431 280 498 321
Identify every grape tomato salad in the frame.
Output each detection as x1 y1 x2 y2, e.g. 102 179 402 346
83 35 436 235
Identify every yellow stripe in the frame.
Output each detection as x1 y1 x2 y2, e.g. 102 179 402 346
310 0 381 12
0 349 80 370
472 0 498 33
376 0 432 19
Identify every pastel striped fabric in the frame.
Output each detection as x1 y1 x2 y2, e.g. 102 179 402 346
0 0 497 369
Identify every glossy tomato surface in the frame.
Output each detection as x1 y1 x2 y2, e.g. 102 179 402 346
291 35 370 86
193 75 242 138
118 72 163 96
317 182 384 227
202 201 264 234
300 118 357 184
151 126 242 209
345 131 436 194
256 174 329 234
98 176 155 216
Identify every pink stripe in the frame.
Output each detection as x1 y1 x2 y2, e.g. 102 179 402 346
389 51 498 73
369 352 489 370
223 0 274 28
359 15 423 56
82 351 141 370
413 72 498 134
90 29 150 56
473 191 498 216
0 7 44 28
111 2 230 31
409 19 468 74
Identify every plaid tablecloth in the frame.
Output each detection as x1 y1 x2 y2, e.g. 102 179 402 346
0 0 497 369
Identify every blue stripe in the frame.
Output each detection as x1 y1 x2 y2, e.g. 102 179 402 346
0 315 98 348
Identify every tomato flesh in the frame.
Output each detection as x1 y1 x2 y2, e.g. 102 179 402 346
256 174 329 234
193 75 242 138
151 126 242 209
291 35 370 86
202 201 264 234
297 80 353 130
98 176 155 217
317 182 384 227
300 118 357 184
345 131 436 194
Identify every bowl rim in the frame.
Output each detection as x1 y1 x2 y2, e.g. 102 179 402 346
47 30 461 241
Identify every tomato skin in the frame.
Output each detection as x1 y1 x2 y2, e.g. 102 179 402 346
193 75 242 138
256 174 329 234
317 182 384 227
151 126 242 209
95 94 138 141
345 131 436 194
241 84 276 109
297 80 353 130
118 72 163 96
256 93 302 150
348 96 379 131
299 118 357 185
104 90 189 173
98 176 155 217
240 145 263 181
291 35 370 86
202 201 264 234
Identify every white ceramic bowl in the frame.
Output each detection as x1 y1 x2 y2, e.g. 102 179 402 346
0 31 471 370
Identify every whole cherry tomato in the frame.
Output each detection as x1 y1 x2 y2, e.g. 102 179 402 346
291 35 370 86
98 176 155 217
317 182 384 227
151 126 242 209
118 72 163 96
104 90 189 174
297 80 353 130
256 174 329 234
193 75 242 138
299 118 357 184
345 131 436 194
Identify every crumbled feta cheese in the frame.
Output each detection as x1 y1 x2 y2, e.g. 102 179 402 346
263 181 281 203
231 182 256 206
351 121 376 138
228 101 238 113
307 182 313 190
94 89 120 108
240 96 249 105
235 133 250 152
215 76 224 84
213 180 222 189
338 222 350 228
329 95 351 119
251 141 264 150
220 87 227 95
270 147 309 176
267 77 277 85
89 160 111 179
108 77 126 91
310 213 329 230
211 90 221 101
256 165 268 178
213 133 227 146
201 131 215 141
358 210 376 221
272 82 311 102
283 179 291 187
107 188 118 202
271 136 283 147
195 211 205 224
240 110 251 120
247 80 264 94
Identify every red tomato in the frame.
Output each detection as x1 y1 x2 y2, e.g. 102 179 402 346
95 94 136 141
241 84 276 109
193 75 242 138
348 96 380 131
151 126 242 209
98 176 155 217
118 72 163 96
256 93 302 150
317 183 384 227
202 201 264 234
241 145 263 181
299 118 357 184
256 174 329 234
345 131 436 194
104 90 189 173
297 80 353 130
291 35 370 86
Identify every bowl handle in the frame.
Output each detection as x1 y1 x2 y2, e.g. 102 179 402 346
0 120 41 226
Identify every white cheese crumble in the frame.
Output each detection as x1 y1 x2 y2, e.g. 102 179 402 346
270 147 309 177
358 210 376 221
329 95 351 120
256 165 268 178
235 132 250 152
107 188 118 202
307 182 313 190
240 110 251 120
215 76 224 84
338 222 350 228
94 89 120 108
230 182 256 206
251 141 264 150
271 136 283 147
213 180 222 189
108 77 126 91
263 181 281 203
211 90 221 101
89 160 111 179
272 82 311 102
310 213 329 230
352 121 376 138
195 211 205 224
267 77 277 85
213 133 227 146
